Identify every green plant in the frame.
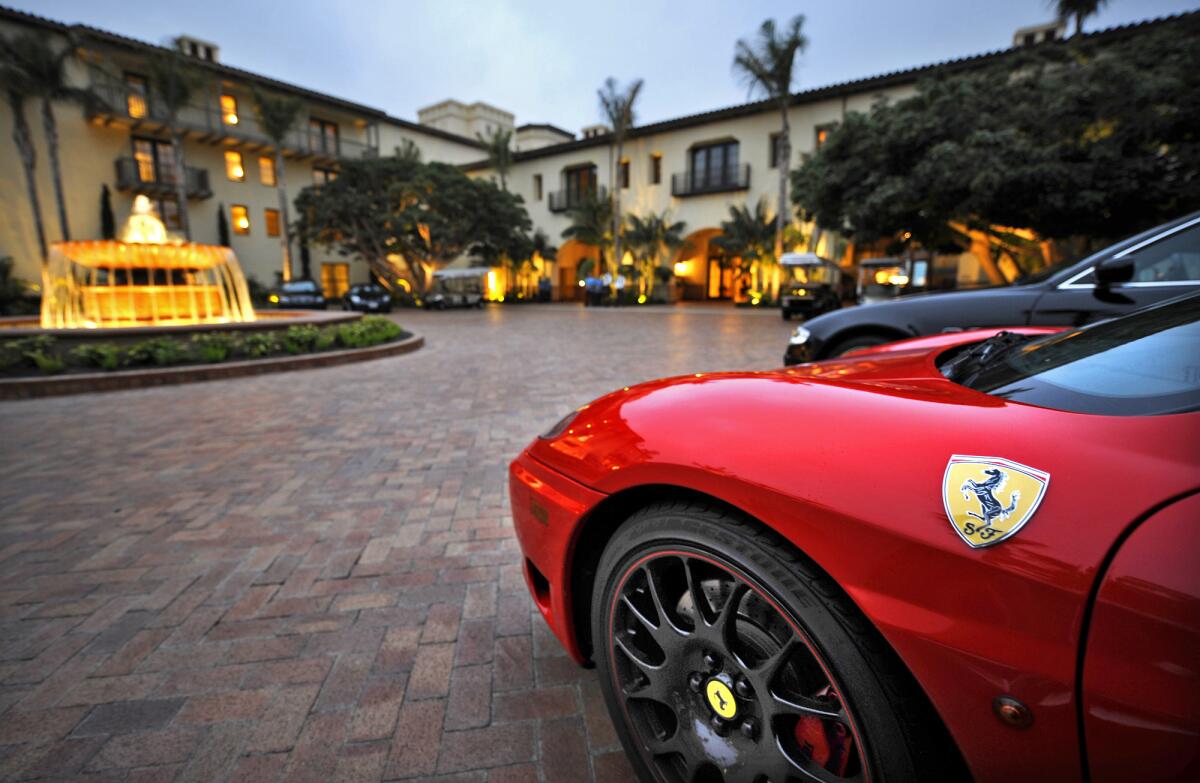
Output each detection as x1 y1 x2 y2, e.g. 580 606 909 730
70 342 123 370
190 332 236 363
282 324 319 354
334 316 402 349
29 350 63 373
241 332 279 358
315 327 337 350
126 336 187 366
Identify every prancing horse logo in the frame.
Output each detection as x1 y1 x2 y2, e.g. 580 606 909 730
943 456 1050 549
961 468 1020 526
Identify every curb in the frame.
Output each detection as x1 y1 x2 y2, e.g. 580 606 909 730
0 333 424 400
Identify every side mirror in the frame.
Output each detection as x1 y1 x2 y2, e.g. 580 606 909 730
1095 255 1135 287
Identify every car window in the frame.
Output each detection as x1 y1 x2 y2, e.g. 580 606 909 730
951 295 1200 415
1128 223 1200 283
282 281 317 293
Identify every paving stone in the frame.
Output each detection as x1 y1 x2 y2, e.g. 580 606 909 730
0 306 793 780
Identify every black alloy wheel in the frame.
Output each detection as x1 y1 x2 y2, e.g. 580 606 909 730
593 503 967 783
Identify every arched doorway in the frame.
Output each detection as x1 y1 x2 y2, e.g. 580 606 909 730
555 240 600 302
671 228 743 301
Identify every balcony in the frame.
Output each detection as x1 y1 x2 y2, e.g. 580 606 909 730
114 157 212 200
548 185 608 213
671 164 751 197
89 81 376 162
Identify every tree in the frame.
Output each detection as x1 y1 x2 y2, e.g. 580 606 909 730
251 88 304 281
216 203 231 247
0 32 92 243
624 211 686 299
477 127 513 191
561 193 613 277
0 48 46 266
99 184 115 240
1053 0 1109 36
792 15 1200 255
733 15 808 264
712 200 776 297
147 50 205 240
597 77 643 277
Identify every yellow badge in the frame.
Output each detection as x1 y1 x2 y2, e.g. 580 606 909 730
943 455 1049 549
705 679 737 719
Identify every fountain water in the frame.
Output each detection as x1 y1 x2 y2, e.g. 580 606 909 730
41 196 256 329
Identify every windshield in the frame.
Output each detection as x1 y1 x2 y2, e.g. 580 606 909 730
352 285 385 295
949 295 1200 415
282 281 318 293
786 265 835 285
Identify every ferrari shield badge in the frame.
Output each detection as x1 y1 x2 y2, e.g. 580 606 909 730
943 455 1049 548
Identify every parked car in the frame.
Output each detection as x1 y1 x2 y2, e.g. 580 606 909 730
509 294 1200 783
268 279 326 310
786 211 1200 364
779 253 852 320
341 283 392 313
426 268 486 309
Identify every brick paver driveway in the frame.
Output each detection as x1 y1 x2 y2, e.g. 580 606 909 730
0 304 793 782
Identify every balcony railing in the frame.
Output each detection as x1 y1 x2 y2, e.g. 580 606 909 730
671 164 751 197
89 81 376 161
548 185 608 213
114 157 212 199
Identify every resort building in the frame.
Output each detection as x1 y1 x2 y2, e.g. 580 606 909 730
0 5 1186 304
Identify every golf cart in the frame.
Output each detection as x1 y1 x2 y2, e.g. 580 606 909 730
779 253 852 321
856 257 929 305
426 268 486 310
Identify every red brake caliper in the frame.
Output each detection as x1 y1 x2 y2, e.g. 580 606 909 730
793 687 855 776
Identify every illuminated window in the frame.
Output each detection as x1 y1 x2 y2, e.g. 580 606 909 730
619 160 630 189
125 73 148 119
224 150 245 182
153 197 180 229
231 205 250 235
312 167 337 186
815 124 836 151
220 94 239 125
259 155 276 186
132 137 173 184
308 118 339 155
533 174 543 201
321 263 349 298
264 208 281 237
650 153 662 184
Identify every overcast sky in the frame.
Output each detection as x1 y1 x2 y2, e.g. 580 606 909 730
16 0 1198 132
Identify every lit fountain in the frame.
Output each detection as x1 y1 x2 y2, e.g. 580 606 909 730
41 195 256 329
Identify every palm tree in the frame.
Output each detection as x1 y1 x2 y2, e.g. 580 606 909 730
561 193 613 268
0 71 46 267
624 211 686 299
477 127 513 191
147 50 205 240
0 32 92 243
712 199 776 299
252 88 304 281
732 15 808 264
1052 0 1109 36
597 77 643 277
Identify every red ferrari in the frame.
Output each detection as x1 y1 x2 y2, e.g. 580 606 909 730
509 295 1200 783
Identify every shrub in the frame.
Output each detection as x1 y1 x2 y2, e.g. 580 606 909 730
70 343 124 370
241 332 279 358
1 335 58 372
282 324 320 354
315 327 338 351
334 316 402 348
126 336 187 366
190 332 236 363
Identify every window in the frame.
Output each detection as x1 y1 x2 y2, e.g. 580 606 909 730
132 138 175 184
231 205 250 235
815 124 835 151
308 118 339 155
650 154 662 185
258 155 276 186
224 150 245 182
533 174 543 201
321 263 350 298
690 140 739 188
1124 223 1200 283
152 197 180 229
220 94 238 126
619 160 630 189
564 165 597 202
264 208 281 237
769 133 788 168
125 73 148 119
312 167 338 186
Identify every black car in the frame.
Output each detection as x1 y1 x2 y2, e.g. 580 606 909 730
270 279 326 310
342 284 392 313
785 211 1200 364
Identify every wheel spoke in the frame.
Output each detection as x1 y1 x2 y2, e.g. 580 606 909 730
621 592 659 634
712 582 749 645
770 690 844 721
613 631 662 675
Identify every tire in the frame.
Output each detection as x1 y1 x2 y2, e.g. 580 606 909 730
592 502 964 783
827 334 892 358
